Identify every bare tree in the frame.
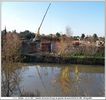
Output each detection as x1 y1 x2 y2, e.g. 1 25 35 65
1 32 22 96
2 32 22 63
56 26 74 57
66 26 73 37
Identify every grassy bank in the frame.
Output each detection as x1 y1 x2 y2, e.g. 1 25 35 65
22 54 104 65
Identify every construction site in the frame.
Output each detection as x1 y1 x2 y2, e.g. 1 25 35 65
2 3 105 65
1 2 105 97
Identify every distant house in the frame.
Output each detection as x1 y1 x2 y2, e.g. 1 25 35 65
38 36 61 53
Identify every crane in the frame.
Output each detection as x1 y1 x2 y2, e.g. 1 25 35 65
33 3 51 41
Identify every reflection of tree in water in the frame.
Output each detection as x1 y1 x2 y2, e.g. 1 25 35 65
73 66 81 96
59 67 71 96
75 66 79 81
58 66 81 96
1 63 22 96
2 63 41 97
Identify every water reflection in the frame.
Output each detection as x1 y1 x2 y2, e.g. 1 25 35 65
59 67 71 96
35 66 49 95
2 63 105 97
1 63 22 96
73 66 81 96
75 66 80 81
57 66 81 96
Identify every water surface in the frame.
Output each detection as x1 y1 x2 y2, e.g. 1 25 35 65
16 63 105 97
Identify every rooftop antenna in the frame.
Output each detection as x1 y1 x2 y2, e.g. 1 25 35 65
34 3 51 41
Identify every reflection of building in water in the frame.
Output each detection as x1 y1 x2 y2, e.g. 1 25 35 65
59 67 71 96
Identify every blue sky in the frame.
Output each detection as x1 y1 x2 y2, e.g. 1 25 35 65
1 2 105 36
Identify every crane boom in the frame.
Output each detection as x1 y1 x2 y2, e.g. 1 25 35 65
37 3 51 36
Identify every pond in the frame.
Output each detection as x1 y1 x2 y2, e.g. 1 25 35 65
2 63 105 97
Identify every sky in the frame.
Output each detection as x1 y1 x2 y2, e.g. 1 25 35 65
1 2 105 36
